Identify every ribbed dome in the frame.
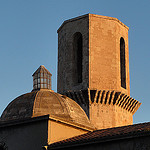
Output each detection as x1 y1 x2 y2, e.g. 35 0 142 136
1 89 92 128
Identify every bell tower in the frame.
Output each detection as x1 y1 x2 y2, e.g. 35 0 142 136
57 14 141 129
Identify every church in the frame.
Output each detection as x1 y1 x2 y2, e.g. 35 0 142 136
0 14 150 150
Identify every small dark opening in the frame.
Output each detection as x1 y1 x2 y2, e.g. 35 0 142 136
90 90 96 103
73 32 83 83
0 145 5 150
120 37 126 89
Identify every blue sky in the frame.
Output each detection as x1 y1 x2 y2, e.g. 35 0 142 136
0 0 150 124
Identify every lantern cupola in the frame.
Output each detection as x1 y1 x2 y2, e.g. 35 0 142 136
32 65 52 91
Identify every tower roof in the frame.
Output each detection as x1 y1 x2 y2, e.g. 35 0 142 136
32 65 52 76
57 14 129 33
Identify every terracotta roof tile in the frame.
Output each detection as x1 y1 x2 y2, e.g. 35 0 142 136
48 122 150 149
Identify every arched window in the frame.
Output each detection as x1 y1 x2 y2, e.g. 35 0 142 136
120 37 126 89
73 32 83 83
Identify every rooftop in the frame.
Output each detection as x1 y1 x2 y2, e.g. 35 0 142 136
57 13 129 33
48 122 150 149
0 90 94 130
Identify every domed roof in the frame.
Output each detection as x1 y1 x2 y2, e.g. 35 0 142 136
1 89 93 129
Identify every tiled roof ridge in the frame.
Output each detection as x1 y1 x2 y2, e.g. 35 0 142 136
48 122 150 149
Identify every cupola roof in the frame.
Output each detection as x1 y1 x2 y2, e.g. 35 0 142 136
1 66 93 129
1 90 93 129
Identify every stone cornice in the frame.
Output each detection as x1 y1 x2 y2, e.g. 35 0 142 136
64 89 141 115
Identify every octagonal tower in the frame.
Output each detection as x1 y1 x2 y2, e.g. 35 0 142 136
57 14 141 129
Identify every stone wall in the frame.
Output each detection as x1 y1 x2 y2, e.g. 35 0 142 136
90 103 133 129
0 118 48 150
89 14 130 95
57 14 89 93
64 89 141 129
48 119 89 144
57 14 130 95
57 14 141 130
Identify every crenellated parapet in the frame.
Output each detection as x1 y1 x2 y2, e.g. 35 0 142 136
63 89 141 129
64 89 141 115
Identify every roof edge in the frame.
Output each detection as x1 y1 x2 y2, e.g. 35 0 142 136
89 14 129 30
48 121 150 149
48 131 150 150
49 115 95 131
0 114 95 131
32 65 52 76
57 14 89 33
0 115 50 128
57 13 129 33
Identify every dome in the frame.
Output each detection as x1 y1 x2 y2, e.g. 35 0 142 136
1 89 93 129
